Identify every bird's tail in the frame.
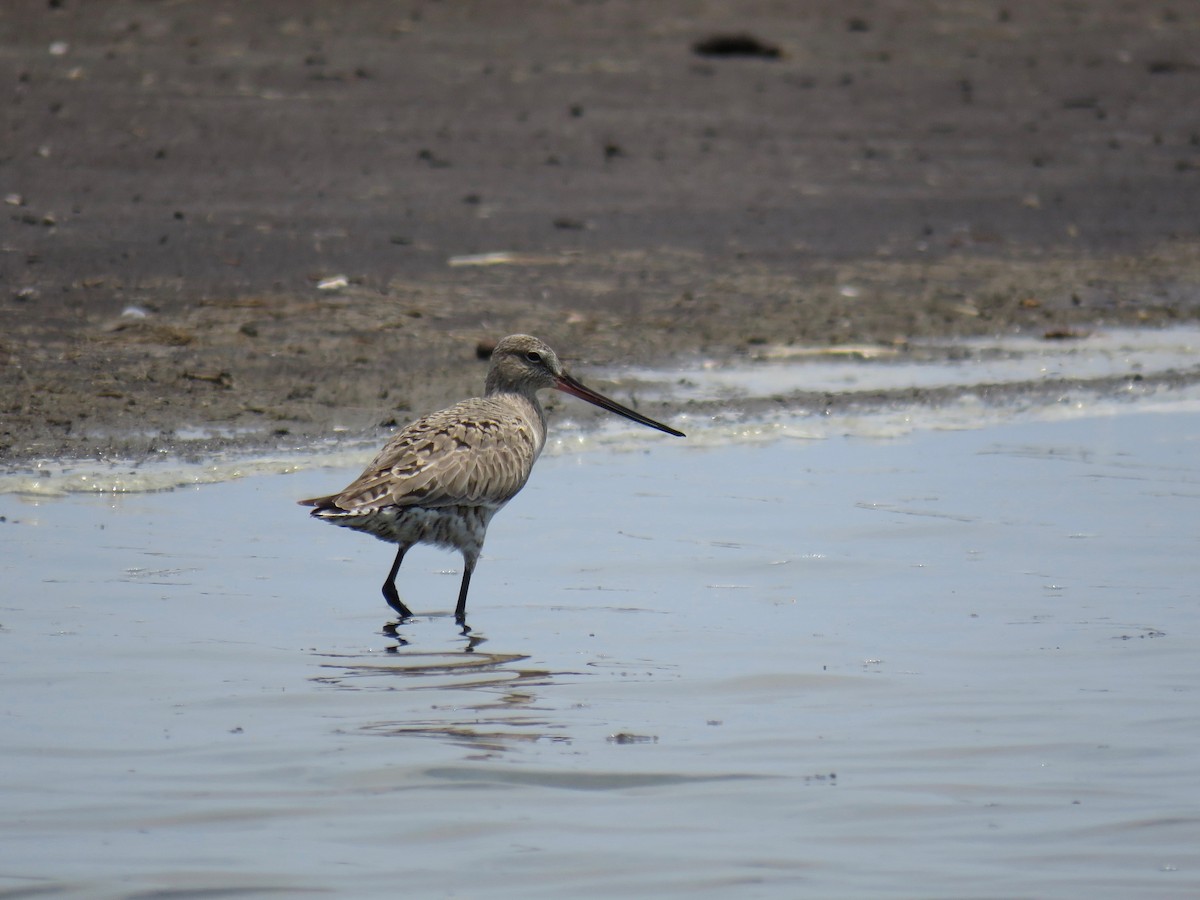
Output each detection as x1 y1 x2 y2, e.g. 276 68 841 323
297 494 338 510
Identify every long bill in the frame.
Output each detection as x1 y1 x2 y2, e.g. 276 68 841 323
555 373 685 437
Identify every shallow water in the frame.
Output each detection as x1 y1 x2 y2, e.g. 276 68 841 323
3 336 1200 897
633 325 1200 398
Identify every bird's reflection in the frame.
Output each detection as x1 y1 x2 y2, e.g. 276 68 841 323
312 614 577 756
382 615 482 651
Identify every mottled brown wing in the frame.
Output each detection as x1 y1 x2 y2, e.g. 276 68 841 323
307 398 542 513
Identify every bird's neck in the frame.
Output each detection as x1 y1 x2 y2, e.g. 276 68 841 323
486 385 547 437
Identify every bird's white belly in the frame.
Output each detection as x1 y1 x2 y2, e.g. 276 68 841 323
317 503 499 555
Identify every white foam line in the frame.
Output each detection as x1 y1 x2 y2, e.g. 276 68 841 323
4 327 1200 497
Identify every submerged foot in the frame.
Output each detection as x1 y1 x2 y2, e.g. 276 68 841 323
383 584 414 619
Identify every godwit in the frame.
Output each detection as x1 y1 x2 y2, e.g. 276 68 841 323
300 334 684 623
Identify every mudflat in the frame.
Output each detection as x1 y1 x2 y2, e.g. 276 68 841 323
3 1 1198 464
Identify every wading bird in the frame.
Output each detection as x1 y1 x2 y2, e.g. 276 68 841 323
300 334 684 624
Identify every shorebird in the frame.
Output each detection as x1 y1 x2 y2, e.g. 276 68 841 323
300 334 684 623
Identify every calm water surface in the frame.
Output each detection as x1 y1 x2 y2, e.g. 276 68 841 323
2 342 1200 898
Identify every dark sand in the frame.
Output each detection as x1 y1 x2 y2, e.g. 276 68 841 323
3 1 1199 465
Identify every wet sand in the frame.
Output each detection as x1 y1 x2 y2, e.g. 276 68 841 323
4 1 1200 466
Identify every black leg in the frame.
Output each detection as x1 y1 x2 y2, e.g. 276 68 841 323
454 557 475 625
382 545 413 618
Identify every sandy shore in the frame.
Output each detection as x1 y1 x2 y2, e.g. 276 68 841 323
3 1 1198 465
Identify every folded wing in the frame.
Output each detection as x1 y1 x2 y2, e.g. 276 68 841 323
299 398 543 514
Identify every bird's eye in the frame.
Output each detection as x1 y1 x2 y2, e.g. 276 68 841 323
525 351 543 363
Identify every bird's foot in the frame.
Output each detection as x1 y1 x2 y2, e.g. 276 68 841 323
383 584 414 620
